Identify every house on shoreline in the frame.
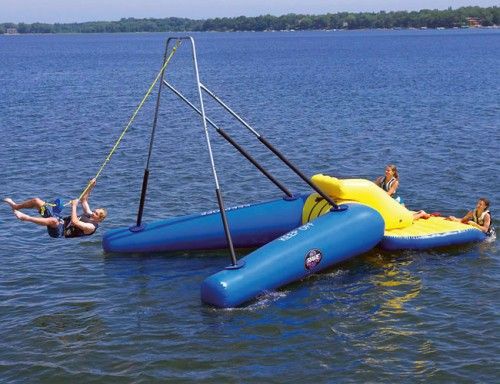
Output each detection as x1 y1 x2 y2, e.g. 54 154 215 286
466 17 481 28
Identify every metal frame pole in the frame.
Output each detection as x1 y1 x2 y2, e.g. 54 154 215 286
186 37 240 267
162 79 294 198
200 84 343 211
132 39 176 231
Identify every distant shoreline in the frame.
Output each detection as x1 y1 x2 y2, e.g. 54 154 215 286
1 6 498 34
2 26 499 37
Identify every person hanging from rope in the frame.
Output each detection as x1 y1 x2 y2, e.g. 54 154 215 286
3 178 107 238
2 41 181 239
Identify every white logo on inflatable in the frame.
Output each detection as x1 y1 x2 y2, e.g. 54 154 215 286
278 222 314 241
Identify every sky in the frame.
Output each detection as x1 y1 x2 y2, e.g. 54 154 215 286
0 0 498 23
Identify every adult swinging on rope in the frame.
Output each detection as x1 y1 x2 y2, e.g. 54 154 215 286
4 179 107 238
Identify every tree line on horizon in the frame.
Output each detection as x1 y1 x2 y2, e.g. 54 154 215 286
1 6 498 34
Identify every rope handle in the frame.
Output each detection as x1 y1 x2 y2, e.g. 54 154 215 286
70 39 183 205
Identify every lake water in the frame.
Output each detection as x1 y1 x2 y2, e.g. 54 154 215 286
0 29 498 383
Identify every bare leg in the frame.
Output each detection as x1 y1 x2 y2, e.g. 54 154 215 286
4 197 46 211
413 210 431 220
3 198 16 209
13 210 59 227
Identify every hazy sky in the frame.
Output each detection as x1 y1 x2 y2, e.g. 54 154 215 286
1 1 498 23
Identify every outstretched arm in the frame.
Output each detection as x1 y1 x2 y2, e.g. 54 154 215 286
448 210 473 223
80 178 96 215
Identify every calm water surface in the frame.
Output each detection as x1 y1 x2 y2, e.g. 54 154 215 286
0 30 499 383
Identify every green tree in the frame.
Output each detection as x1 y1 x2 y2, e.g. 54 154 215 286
2 6 498 34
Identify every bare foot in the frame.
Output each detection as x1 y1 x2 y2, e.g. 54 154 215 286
414 210 431 220
3 198 16 209
13 210 29 221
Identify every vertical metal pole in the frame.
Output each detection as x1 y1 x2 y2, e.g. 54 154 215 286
188 37 240 267
132 39 173 231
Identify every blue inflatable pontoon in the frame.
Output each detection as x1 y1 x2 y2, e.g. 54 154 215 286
201 203 384 308
103 192 385 308
103 195 307 253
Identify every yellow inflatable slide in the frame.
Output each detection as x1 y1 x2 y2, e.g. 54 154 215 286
303 174 486 250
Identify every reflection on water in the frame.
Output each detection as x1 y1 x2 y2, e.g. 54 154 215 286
367 253 422 317
364 252 434 376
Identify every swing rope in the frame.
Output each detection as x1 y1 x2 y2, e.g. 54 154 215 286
71 39 182 204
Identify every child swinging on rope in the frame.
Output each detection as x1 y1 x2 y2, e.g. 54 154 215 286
4 178 107 238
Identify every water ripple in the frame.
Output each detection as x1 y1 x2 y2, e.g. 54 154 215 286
0 30 499 383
